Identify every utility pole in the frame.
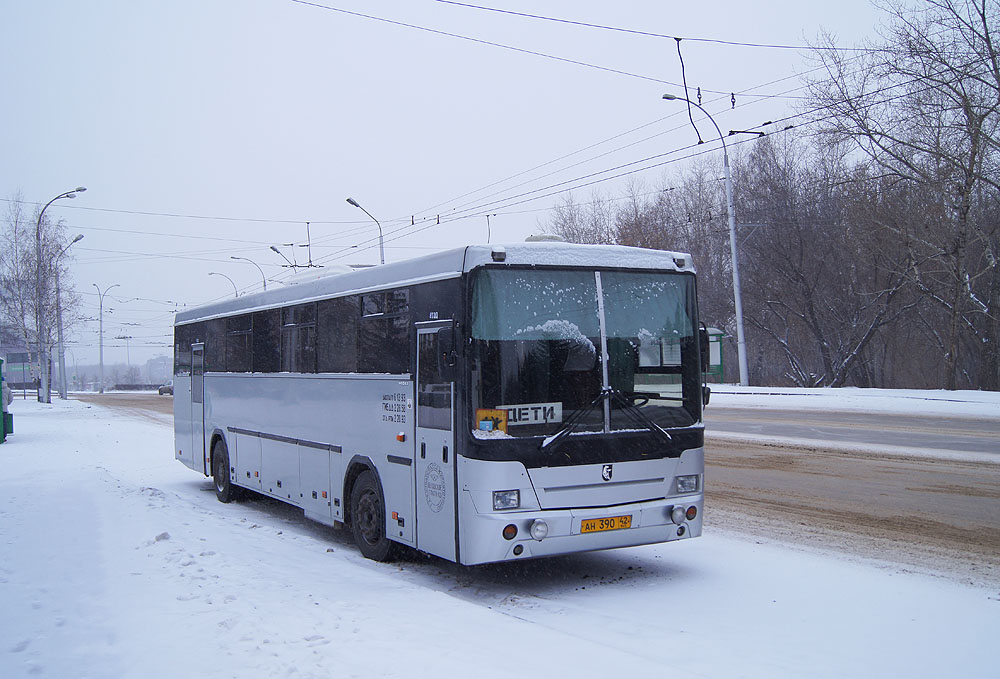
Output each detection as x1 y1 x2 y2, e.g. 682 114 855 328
93 283 119 394
114 334 132 366
35 187 86 402
346 197 384 265
662 95 750 385
55 234 84 399
230 256 267 291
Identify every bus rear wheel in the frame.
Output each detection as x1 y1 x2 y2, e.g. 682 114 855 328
212 439 237 503
350 470 396 562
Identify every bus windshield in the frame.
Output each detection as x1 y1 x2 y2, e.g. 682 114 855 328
470 267 700 439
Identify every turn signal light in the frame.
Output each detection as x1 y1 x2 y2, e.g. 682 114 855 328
686 506 698 521
502 524 518 540
396 432 406 442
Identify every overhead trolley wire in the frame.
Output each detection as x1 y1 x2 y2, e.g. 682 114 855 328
433 1 871 51
287 0 718 93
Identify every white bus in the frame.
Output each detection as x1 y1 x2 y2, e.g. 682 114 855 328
173 242 707 565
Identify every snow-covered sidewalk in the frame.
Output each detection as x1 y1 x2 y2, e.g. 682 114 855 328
1 398 997 678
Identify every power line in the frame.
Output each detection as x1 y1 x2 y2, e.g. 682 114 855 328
287 0 720 93
0 198 369 227
434 1 870 52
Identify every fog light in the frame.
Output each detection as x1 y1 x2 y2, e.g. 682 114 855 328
686 505 698 521
502 524 518 540
529 519 548 541
677 525 686 536
671 506 686 525
513 544 524 556
493 489 520 511
675 474 700 494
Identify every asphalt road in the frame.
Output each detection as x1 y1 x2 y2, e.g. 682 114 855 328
74 392 1000 585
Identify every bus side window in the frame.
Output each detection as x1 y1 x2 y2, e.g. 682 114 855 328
418 331 452 430
226 314 252 372
174 324 194 376
359 289 410 374
281 303 317 373
317 296 359 373
252 309 280 373
204 319 226 372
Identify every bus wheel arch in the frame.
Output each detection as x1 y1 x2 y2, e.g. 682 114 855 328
345 458 396 561
210 433 237 503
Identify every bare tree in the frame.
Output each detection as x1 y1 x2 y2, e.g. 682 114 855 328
0 193 79 391
735 134 919 386
548 191 617 244
807 0 1000 389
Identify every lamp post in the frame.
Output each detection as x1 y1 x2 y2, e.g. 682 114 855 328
35 186 86 402
55 234 84 399
269 245 297 269
93 283 120 394
230 256 267 291
346 197 384 265
662 94 749 386
209 272 238 297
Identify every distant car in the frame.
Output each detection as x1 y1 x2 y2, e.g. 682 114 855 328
158 381 173 396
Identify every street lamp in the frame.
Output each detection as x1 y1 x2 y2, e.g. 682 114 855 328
346 197 384 265
269 245 297 269
93 282 120 394
209 272 238 297
55 234 84 399
662 94 749 386
230 256 267 291
35 186 86 403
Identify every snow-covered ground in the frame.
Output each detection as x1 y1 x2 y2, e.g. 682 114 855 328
1 395 998 678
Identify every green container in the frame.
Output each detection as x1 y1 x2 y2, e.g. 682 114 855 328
1 356 7 442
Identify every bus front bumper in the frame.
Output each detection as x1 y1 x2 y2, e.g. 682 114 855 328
458 494 703 566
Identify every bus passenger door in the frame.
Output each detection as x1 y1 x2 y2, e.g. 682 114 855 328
191 343 207 475
414 324 456 561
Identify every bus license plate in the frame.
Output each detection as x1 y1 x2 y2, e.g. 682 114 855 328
581 514 632 533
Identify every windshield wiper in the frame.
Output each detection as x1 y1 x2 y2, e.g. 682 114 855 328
539 388 673 453
608 389 673 446
539 390 606 453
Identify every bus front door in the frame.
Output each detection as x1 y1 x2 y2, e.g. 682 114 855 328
191 343 207 475
414 325 456 561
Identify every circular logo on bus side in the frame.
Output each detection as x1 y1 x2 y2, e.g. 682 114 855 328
423 463 447 513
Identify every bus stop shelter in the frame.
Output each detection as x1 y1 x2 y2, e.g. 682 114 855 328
703 327 725 383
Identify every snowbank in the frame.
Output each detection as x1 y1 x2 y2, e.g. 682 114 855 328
711 385 1000 419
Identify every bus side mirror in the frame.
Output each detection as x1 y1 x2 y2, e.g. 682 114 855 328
698 326 710 372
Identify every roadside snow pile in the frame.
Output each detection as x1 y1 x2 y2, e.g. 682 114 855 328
710 386 1000 419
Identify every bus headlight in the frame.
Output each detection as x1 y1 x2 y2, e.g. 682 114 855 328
493 489 520 510
674 474 701 494
529 519 548 541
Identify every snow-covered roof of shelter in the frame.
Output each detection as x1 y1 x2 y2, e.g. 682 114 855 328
175 242 693 325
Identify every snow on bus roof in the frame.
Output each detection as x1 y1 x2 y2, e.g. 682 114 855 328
174 242 694 325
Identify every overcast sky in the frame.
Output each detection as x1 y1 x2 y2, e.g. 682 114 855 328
1 0 881 368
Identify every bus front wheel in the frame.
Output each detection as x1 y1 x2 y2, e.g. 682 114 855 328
212 439 236 503
350 470 396 561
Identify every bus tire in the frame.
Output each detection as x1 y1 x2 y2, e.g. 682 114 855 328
350 470 396 561
212 439 237 503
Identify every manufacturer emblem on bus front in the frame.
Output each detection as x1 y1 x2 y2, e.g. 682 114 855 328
602 464 613 482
